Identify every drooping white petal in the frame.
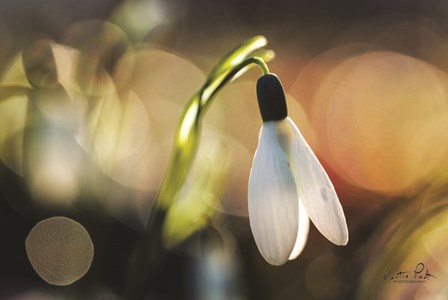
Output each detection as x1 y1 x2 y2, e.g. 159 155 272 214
248 122 299 266
289 200 310 260
280 117 349 246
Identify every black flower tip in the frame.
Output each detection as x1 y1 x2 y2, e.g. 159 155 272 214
256 73 287 122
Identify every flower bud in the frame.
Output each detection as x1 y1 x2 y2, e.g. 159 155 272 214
256 73 287 122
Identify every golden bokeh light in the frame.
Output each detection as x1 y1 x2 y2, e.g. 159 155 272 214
75 47 213 227
111 0 172 42
63 20 129 96
289 44 378 112
25 217 94 286
127 47 205 108
24 129 83 208
31 156 79 208
76 91 151 172
29 42 88 130
97 47 207 193
308 51 448 195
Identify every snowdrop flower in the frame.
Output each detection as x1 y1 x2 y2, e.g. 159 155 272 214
248 74 348 266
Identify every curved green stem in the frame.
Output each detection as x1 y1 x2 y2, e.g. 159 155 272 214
156 55 270 210
205 36 268 85
199 56 270 112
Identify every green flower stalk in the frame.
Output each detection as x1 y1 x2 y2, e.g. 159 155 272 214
156 36 273 211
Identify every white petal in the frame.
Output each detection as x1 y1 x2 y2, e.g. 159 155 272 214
248 122 299 266
289 200 310 260
282 117 349 245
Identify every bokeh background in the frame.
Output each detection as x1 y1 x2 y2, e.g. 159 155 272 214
2 0 448 299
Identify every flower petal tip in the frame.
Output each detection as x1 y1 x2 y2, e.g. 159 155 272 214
260 253 288 266
268 260 287 267
339 234 349 246
328 230 349 246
